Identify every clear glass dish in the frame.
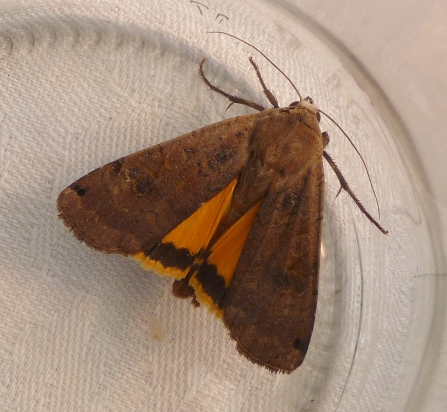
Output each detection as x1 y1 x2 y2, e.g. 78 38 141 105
0 1 443 411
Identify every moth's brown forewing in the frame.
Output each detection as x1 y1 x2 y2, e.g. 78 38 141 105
58 101 324 373
58 117 254 255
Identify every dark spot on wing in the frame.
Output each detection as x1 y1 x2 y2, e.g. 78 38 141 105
71 185 86 196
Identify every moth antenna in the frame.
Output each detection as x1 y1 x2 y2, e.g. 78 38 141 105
248 57 279 108
199 58 266 112
209 32 382 221
320 109 381 218
323 151 388 234
208 31 302 100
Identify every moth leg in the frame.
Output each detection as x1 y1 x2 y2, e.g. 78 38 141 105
199 58 266 112
323 151 388 234
322 131 330 148
248 57 279 108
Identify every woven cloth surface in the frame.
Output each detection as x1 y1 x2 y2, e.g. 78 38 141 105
1 2 425 411
0 3 307 411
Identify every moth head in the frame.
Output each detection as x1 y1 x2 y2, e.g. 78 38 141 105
289 97 321 122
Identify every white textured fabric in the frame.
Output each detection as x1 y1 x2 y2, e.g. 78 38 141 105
0 1 439 411
0 3 306 411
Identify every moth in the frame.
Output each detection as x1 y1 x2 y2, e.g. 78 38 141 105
57 33 387 373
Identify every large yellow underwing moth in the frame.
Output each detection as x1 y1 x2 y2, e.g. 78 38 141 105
57 33 387 373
